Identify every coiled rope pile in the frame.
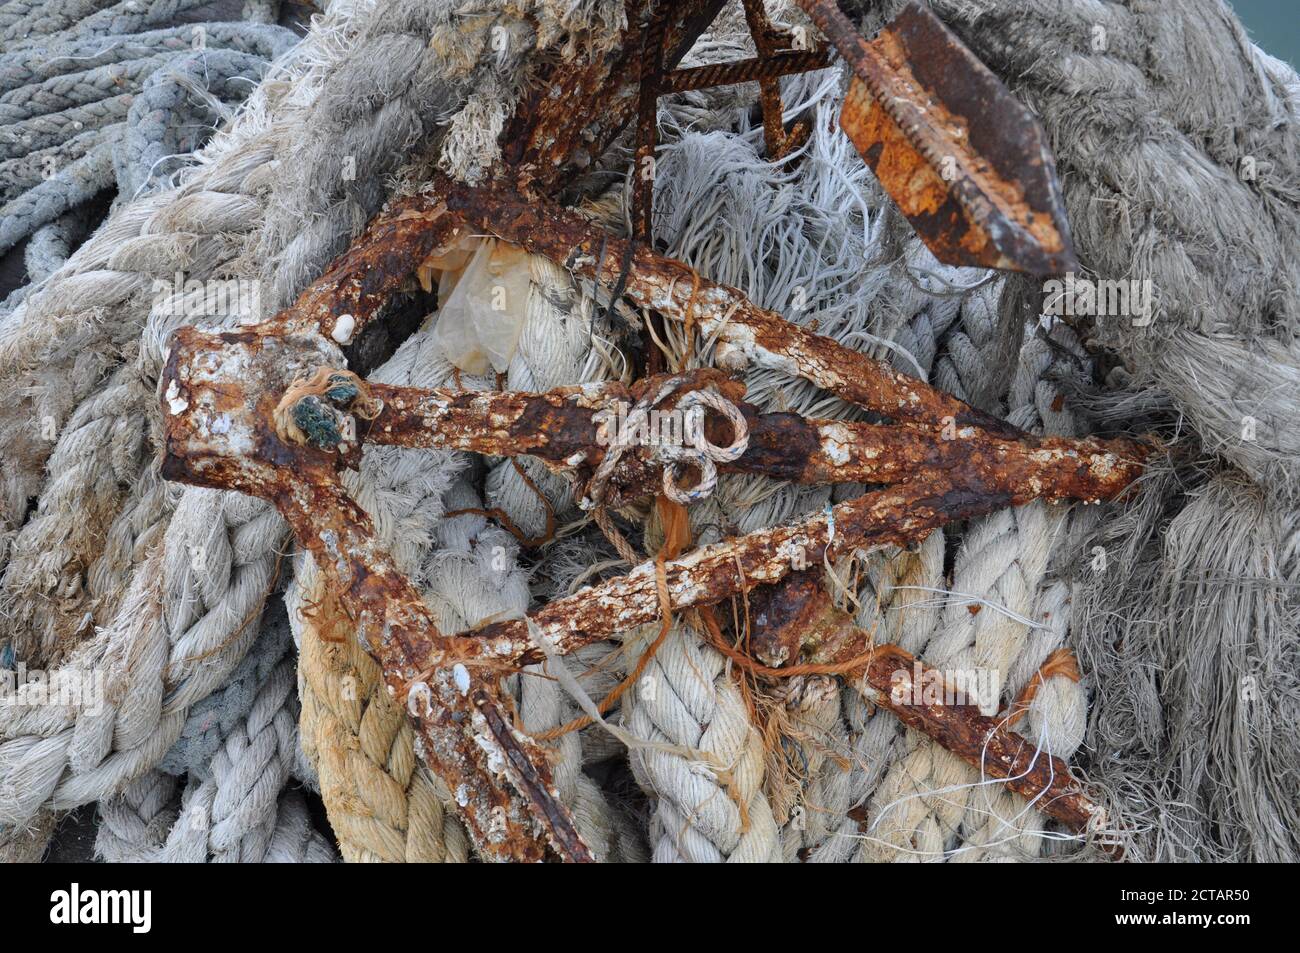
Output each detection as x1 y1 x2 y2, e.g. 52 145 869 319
0 0 1295 863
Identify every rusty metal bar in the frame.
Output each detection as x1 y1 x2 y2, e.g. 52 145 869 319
437 177 1029 438
634 3 669 244
152 0 1113 865
346 374 1142 509
859 646 1112 843
276 201 460 347
661 48 830 93
461 473 1015 668
741 0 807 158
748 570 1114 845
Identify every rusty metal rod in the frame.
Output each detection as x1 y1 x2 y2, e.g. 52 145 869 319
272 475 594 862
746 569 1114 844
741 0 808 158
856 645 1113 845
661 48 831 93
436 176 1032 439
460 474 1012 667
353 376 1144 508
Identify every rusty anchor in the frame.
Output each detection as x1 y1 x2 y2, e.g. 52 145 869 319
156 1 1128 861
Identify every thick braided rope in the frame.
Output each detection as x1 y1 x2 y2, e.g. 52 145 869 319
94 769 177 862
858 297 1092 862
622 620 781 863
0 489 281 828
96 635 336 863
2 0 219 49
94 607 328 861
775 676 848 862
798 267 973 862
94 600 322 863
297 615 470 863
0 10 296 255
0 2 371 822
156 655 318 863
0 16 294 652
0 22 293 93
21 209 93 285
484 254 616 540
0 7 332 810
803 531 948 863
158 598 297 779
289 330 472 863
0 48 286 255
1 180 269 669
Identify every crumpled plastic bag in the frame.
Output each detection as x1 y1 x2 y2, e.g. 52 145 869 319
432 238 531 375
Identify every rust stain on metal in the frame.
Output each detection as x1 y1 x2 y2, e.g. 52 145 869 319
740 0 816 158
748 568 854 668
506 0 729 195
633 3 670 243
801 0 1076 275
354 368 1144 512
465 473 1033 670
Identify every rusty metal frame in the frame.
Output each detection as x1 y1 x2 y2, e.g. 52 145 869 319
158 1 1126 861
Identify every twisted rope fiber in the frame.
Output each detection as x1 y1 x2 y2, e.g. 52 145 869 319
0 4 295 676
96 603 337 862
0 2 344 842
0 46 292 257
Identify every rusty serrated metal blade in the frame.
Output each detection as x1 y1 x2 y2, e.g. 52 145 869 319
798 0 1077 275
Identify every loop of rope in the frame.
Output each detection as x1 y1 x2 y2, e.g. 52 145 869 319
582 375 750 514
657 386 749 504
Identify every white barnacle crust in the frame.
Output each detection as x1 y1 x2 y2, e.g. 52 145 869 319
332 313 356 344
452 662 472 695
818 422 854 465
165 379 188 415
407 680 435 717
